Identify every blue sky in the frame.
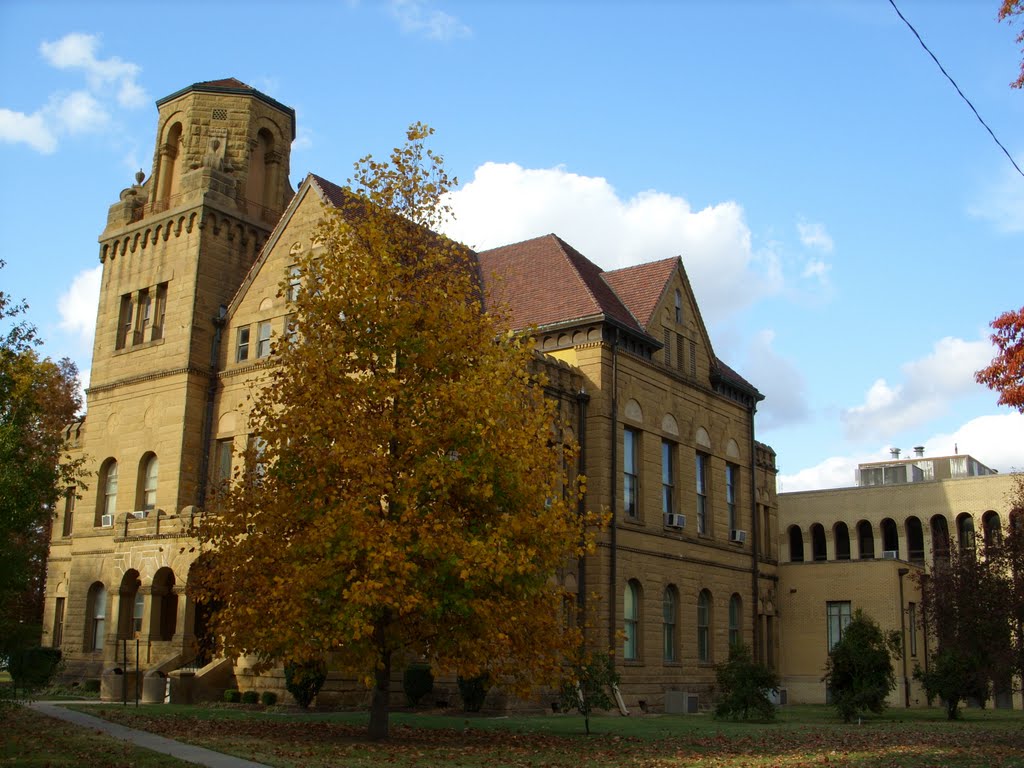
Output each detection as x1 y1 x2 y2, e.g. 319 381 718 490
2 0 1022 490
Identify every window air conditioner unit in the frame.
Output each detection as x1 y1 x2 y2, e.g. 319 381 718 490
101 514 114 528
130 510 148 519
664 512 686 529
882 550 898 560
730 529 748 543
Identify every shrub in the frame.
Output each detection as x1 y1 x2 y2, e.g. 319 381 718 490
260 690 278 706
7 648 62 693
83 679 101 693
457 673 490 713
241 690 259 704
284 659 327 709
714 643 780 721
823 610 902 722
403 664 434 706
223 689 241 703
559 650 620 735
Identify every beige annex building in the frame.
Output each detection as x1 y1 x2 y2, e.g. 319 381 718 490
778 450 1023 710
43 79 780 711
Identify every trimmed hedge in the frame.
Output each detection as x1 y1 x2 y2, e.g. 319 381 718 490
241 690 259 705
403 664 434 706
260 690 278 706
223 689 241 703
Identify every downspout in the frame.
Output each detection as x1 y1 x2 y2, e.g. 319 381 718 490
898 567 910 707
196 305 227 507
608 328 620 653
749 402 761 662
576 388 590 624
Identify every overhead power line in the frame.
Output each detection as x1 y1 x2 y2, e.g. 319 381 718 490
888 0 1024 179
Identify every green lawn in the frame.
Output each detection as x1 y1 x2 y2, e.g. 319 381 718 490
1 705 191 767
54 703 1024 768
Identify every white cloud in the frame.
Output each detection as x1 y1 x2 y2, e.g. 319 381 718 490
388 0 471 40
58 266 102 347
0 108 57 153
747 329 810 429
0 33 145 154
841 336 994 441
39 33 147 108
778 412 1024 492
967 165 1024 233
797 219 834 253
54 91 109 134
444 162 783 323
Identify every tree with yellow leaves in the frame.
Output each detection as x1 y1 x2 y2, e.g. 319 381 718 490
192 125 599 740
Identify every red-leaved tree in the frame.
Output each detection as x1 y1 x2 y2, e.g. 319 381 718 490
975 307 1024 412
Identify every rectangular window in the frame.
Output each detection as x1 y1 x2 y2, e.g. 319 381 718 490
134 289 151 344
53 597 65 648
286 265 301 302
152 282 167 340
623 428 639 519
285 314 298 344
827 601 852 650
909 603 917 657
661 440 675 517
236 326 250 362
663 329 671 366
689 340 697 376
61 488 75 537
215 438 233 484
675 334 684 372
726 464 738 532
696 453 708 534
116 294 133 350
256 321 272 358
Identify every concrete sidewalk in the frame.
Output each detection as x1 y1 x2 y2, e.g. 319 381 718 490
28 701 271 768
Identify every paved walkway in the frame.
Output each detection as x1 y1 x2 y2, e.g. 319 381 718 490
28 701 272 768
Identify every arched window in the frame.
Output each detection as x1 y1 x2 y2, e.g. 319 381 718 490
138 453 158 511
156 121 183 208
834 522 851 560
663 586 678 662
86 582 106 651
118 570 142 639
151 567 177 641
905 517 925 562
857 520 875 559
697 590 712 663
624 580 641 661
788 525 804 562
810 523 827 561
982 511 1002 550
957 513 976 554
931 515 950 561
881 518 899 557
97 459 118 525
729 594 742 648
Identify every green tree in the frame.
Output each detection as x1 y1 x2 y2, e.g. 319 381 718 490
714 643 780 721
916 523 1020 719
559 649 619 735
192 126 600 740
823 610 902 722
0 263 84 661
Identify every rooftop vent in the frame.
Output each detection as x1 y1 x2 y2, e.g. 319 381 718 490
890 448 901 459
914 446 925 458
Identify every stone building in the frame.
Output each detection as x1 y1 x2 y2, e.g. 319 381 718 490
42 79 779 710
777 451 1022 709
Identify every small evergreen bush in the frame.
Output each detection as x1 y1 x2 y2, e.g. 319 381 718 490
223 689 241 703
457 673 490 713
83 679 101 693
260 690 278 706
241 690 259 704
403 664 434 706
714 643 780 721
284 659 327 709
7 647 63 693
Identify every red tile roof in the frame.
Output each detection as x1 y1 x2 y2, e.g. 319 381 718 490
478 234 644 333
603 257 679 329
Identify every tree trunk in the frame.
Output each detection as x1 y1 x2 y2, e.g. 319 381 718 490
368 648 392 741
